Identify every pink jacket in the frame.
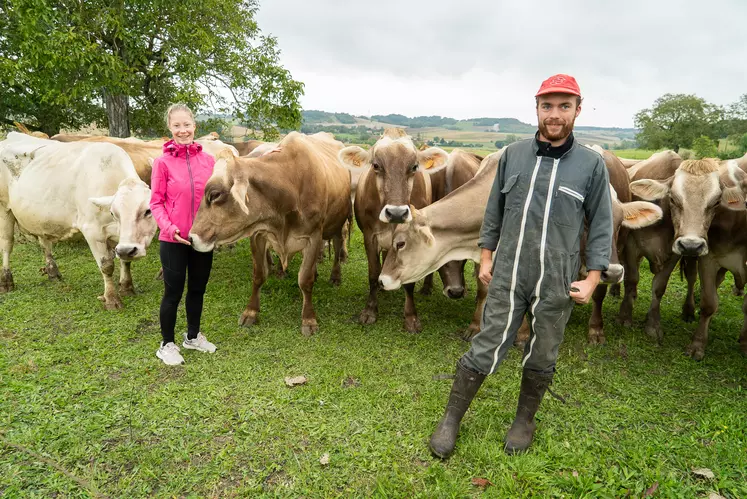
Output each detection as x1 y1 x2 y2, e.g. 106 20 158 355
150 140 215 243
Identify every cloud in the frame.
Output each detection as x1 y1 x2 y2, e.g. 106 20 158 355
257 0 747 127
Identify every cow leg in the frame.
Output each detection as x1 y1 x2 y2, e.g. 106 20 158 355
644 254 680 342
299 235 323 336
119 260 135 296
618 241 641 327
82 232 122 310
588 283 608 344
686 257 719 360
739 292 747 357
358 235 380 325
733 272 745 297
329 232 343 286
609 282 621 298
38 237 62 281
681 256 698 323
0 209 15 292
515 316 530 348
240 235 269 327
419 273 434 296
464 264 487 340
403 283 422 333
340 220 350 264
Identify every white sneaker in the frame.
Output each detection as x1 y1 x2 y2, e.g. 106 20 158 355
182 332 217 353
156 342 184 365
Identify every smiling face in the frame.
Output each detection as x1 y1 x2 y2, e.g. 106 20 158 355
168 109 196 145
536 93 581 144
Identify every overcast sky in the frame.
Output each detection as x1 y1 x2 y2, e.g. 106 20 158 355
255 0 747 128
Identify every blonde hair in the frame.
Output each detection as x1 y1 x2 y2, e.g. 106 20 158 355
165 103 195 127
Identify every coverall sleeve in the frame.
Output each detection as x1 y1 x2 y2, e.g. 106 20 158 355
583 157 613 271
149 157 179 240
477 151 508 251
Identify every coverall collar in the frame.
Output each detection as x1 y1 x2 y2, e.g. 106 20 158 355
532 131 575 159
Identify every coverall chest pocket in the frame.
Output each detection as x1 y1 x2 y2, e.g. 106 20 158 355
501 173 523 211
552 184 585 228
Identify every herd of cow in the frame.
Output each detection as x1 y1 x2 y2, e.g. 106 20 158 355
1 127 747 361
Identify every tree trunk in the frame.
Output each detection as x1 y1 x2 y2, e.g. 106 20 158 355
105 91 131 137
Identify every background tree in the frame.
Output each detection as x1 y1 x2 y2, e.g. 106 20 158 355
634 94 723 152
691 136 718 159
0 0 303 138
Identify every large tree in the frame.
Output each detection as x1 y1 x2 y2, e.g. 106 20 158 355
634 94 723 152
0 0 303 138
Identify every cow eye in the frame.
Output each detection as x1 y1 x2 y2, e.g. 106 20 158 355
410 164 419 173
395 240 405 250
372 163 381 172
144 209 152 217
207 190 224 205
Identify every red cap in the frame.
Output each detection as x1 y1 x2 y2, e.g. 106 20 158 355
535 74 581 97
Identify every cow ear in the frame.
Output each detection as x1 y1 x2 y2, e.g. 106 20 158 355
620 201 664 229
721 186 746 211
230 177 250 215
338 146 370 170
417 147 449 174
629 178 671 201
416 223 435 246
147 157 155 167
89 195 115 210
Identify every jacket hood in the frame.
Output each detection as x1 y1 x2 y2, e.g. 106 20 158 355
163 139 203 157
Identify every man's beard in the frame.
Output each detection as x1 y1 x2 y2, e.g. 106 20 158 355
538 117 575 142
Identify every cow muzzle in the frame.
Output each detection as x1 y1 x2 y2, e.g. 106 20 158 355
115 244 146 261
601 264 624 284
189 233 215 253
379 205 411 224
443 285 466 299
674 236 708 257
378 274 401 291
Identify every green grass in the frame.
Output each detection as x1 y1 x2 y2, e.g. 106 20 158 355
611 149 660 160
1 230 746 498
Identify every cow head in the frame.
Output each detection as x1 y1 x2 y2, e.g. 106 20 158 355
189 152 296 252
379 208 441 290
629 159 746 257
90 178 157 261
338 128 448 223
603 185 664 283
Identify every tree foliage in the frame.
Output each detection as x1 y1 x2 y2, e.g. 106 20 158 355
0 0 303 138
691 136 718 159
634 94 723 152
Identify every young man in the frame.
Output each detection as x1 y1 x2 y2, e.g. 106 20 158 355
429 74 613 457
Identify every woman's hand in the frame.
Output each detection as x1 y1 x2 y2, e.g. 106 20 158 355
173 229 191 246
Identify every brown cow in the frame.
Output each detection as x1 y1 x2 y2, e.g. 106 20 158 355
338 128 449 333
629 159 747 359
188 131 351 336
379 147 663 342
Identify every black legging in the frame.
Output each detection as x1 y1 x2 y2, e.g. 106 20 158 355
159 241 214 344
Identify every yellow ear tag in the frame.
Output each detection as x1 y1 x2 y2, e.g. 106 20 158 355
353 159 361 167
625 215 636 220
424 159 434 169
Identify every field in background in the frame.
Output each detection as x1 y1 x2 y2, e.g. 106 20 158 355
1 231 745 497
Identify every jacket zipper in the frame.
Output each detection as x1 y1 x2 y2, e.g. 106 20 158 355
186 148 195 224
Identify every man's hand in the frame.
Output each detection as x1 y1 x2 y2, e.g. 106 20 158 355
173 229 191 246
478 248 494 286
570 270 601 304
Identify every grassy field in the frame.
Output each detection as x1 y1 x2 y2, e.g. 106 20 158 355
1 230 746 498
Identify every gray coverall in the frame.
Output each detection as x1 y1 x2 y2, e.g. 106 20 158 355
461 137 613 375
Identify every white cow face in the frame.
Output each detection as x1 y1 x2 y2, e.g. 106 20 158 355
91 178 157 261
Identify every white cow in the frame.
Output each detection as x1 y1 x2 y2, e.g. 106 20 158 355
0 132 157 308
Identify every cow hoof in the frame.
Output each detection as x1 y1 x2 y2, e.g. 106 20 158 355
155 268 164 280
301 321 318 337
120 284 136 297
461 324 480 341
239 310 258 327
587 328 606 345
340 252 349 264
609 284 621 298
513 339 527 350
685 343 705 361
275 269 287 279
617 316 633 328
358 309 377 325
419 286 433 296
0 270 14 293
329 274 342 287
733 285 744 297
405 317 422 334
644 323 662 343
40 265 62 281
99 295 123 310
681 307 696 323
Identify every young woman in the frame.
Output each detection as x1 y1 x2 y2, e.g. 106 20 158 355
150 103 217 365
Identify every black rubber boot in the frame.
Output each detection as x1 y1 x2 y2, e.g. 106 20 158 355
429 362 486 459
504 368 553 454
